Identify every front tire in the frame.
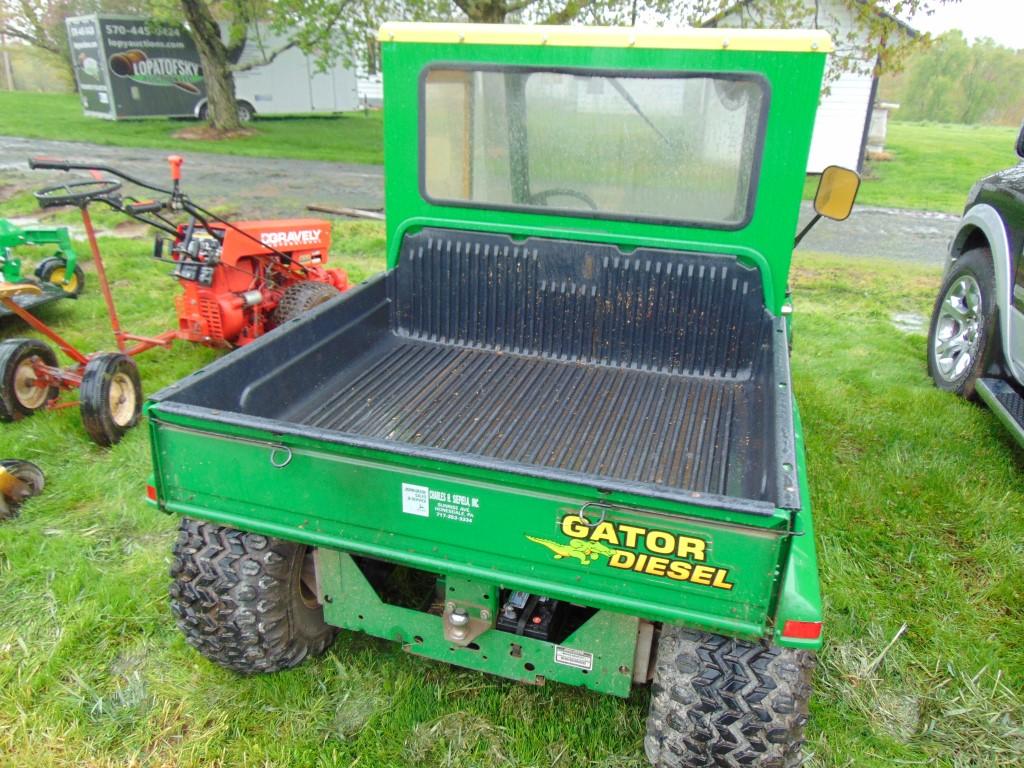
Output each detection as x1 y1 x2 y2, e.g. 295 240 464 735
271 280 341 326
645 627 815 768
79 353 142 446
169 518 337 674
928 247 999 399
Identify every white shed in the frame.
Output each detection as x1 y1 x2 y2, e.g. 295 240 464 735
708 0 916 173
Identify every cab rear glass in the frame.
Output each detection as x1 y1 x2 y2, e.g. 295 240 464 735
420 65 769 229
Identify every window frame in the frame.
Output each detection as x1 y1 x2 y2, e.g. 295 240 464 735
417 62 772 231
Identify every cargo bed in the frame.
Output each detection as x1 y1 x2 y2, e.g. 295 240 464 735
151 229 799 513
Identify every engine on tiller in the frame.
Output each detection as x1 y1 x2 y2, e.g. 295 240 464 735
169 218 349 347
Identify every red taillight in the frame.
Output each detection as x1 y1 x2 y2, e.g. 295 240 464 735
782 620 822 640
146 484 158 501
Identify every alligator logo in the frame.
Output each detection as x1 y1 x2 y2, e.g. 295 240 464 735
526 536 620 564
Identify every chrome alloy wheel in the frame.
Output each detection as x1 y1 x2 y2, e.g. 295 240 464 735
933 274 983 381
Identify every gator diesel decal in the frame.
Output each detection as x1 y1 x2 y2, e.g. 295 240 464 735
528 514 734 591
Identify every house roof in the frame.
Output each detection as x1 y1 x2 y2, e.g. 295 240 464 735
705 0 918 39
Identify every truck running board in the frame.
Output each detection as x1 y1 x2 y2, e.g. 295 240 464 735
976 377 1024 448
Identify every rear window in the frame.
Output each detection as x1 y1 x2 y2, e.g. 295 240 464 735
421 65 768 229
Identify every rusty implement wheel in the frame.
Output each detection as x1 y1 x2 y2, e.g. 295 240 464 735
0 338 59 421
80 353 142 446
0 459 44 521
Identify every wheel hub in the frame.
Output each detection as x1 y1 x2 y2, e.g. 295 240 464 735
13 357 48 409
108 371 137 426
933 275 983 382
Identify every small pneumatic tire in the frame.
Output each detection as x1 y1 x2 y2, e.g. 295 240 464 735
79 353 142 446
35 258 86 297
927 247 1000 400
0 338 59 421
271 280 341 326
645 626 815 768
169 517 338 674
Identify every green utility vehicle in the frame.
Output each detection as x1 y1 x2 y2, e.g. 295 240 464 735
147 23 858 767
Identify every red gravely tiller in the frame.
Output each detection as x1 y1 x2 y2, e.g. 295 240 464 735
0 156 350 445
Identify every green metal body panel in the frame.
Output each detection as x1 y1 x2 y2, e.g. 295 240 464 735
148 411 795 639
319 550 639 697
380 41 826 314
0 218 79 284
147 27 830 695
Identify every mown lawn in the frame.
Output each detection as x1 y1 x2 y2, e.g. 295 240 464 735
0 193 1022 765
805 121 1020 213
0 91 383 165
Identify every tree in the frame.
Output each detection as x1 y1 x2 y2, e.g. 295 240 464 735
1 0 146 81
884 30 1024 124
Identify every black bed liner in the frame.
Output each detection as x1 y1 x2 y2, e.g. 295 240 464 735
152 228 800 512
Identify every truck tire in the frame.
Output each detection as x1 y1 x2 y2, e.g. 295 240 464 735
0 338 58 421
169 518 337 674
271 280 341 326
645 627 815 768
79 353 142 446
927 247 1000 400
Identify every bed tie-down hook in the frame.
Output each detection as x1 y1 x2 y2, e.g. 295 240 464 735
269 444 293 468
576 502 610 528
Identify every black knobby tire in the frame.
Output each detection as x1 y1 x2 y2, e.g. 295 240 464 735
271 280 341 326
927 247 1001 400
645 627 815 768
0 459 45 521
169 517 337 674
34 257 86 297
79 353 142 446
0 338 58 421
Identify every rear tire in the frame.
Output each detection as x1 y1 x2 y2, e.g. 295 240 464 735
0 338 58 421
271 280 341 326
645 627 815 768
169 518 337 674
35 258 85 297
79 353 142 446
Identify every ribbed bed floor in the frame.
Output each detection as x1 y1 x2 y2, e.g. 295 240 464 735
294 339 756 497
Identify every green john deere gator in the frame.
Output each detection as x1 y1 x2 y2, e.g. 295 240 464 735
146 22 859 767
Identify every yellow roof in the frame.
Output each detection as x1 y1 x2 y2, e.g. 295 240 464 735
377 22 833 54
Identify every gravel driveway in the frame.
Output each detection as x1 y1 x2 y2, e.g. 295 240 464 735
0 136 958 264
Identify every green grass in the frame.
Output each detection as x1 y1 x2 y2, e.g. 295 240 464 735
0 91 383 165
1 192 1023 765
805 121 1021 213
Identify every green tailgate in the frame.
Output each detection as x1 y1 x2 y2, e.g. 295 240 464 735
149 410 794 639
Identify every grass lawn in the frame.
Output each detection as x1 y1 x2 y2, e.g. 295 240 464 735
0 91 383 165
805 121 1021 213
0 195 1022 765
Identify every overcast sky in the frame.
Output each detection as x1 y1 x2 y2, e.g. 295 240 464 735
906 0 1020 50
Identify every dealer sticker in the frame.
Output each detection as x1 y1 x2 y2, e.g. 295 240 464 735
400 482 479 523
554 645 594 671
401 483 429 517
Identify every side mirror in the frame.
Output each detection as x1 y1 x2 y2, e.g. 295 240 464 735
813 165 860 221
1016 121 1024 159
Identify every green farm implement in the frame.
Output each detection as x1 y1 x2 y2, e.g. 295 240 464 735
146 23 859 767
0 218 83 315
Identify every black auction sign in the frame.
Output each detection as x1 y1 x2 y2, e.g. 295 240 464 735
66 15 207 119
